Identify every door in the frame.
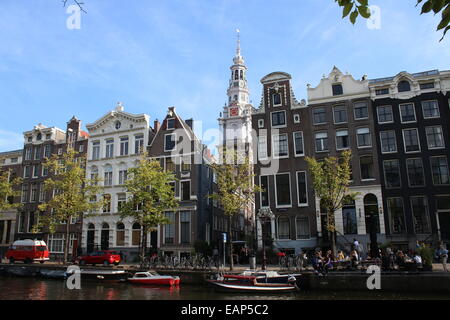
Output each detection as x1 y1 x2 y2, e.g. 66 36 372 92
87 229 95 254
439 212 450 241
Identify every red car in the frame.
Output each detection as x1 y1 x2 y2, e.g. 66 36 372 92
76 250 121 266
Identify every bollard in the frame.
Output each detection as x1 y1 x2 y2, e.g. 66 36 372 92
249 256 256 270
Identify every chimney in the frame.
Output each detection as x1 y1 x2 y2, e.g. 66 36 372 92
185 118 194 131
154 119 161 132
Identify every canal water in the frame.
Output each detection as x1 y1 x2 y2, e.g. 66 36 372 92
0 277 448 300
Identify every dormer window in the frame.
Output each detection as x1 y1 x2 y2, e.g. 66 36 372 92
27 136 32 142
36 133 42 141
273 93 282 106
398 80 411 92
332 84 343 96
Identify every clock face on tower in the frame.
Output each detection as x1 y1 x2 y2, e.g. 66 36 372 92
230 107 239 117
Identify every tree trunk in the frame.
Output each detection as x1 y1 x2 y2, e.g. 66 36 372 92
140 225 147 264
328 210 337 258
64 219 70 265
229 215 234 271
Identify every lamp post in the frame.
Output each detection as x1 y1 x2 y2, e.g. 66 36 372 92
257 208 273 271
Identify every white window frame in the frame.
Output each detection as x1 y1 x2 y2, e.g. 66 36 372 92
164 133 177 152
272 92 282 107
425 126 445 150
421 100 440 119
356 127 372 149
258 135 268 160
402 128 421 154
399 103 417 124
406 158 426 188
295 216 311 240
258 119 264 128
293 114 300 124
270 110 287 128
259 175 270 208
360 155 375 181
180 179 191 201
293 131 305 157
376 105 394 124
353 101 369 120
383 159 401 189
166 118 176 130
333 105 348 124
272 133 289 159
380 130 397 154
274 173 292 209
296 171 308 207
336 129 350 151
312 107 327 125
315 132 328 152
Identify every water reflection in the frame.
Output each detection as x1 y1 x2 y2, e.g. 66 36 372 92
0 277 447 300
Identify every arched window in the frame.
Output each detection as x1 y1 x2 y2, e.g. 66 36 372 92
87 224 95 253
101 223 110 250
235 70 239 80
132 223 141 246
342 197 357 235
104 165 113 186
364 194 380 234
88 223 95 230
116 223 125 246
277 217 290 240
398 80 411 92
240 70 243 80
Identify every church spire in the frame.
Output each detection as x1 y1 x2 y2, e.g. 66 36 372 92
228 29 248 107
236 29 241 57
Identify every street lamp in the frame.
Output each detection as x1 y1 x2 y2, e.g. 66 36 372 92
257 208 273 271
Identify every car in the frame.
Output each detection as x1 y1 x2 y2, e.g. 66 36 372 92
76 250 121 266
6 239 50 264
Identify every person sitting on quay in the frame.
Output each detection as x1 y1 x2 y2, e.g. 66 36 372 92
312 251 326 276
324 250 334 273
350 249 359 270
437 244 448 272
412 252 423 271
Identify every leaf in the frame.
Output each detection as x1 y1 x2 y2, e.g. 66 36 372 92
439 25 450 41
358 5 371 18
421 0 434 14
433 0 446 13
350 9 359 24
357 0 369 6
343 2 354 17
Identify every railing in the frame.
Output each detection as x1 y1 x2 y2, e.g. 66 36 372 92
140 254 219 271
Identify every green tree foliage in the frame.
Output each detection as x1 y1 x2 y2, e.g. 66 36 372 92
118 155 178 263
335 0 450 41
305 150 358 256
37 148 103 264
209 149 260 270
0 170 21 212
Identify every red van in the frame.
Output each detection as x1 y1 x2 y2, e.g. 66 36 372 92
6 240 50 264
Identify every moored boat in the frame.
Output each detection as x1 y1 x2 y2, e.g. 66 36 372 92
206 273 299 293
66 268 129 282
128 271 181 286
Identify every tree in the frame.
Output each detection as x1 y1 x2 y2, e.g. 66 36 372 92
62 0 87 13
335 0 450 41
0 170 21 212
305 150 358 257
209 149 260 271
118 155 178 264
37 148 103 264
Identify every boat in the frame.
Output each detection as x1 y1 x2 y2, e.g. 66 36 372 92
206 273 299 293
66 268 129 282
38 269 68 280
239 270 302 285
128 271 181 286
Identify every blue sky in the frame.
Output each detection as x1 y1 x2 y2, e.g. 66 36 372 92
0 0 448 152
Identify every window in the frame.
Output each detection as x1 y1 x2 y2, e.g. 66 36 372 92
333 105 348 124
132 223 141 246
398 80 411 92
411 197 431 234
272 93 282 106
383 159 401 188
90 166 98 184
380 131 397 153
360 156 374 180
430 156 450 185
92 141 100 160
258 136 268 160
164 212 175 244
420 82 434 90
375 88 389 95
399 103 416 123
377 105 393 123
45 134 51 140
30 184 38 202
426 126 445 149
387 198 406 234
293 114 300 123
422 100 440 119
25 148 32 160
313 108 326 124
296 217 310 239
116 223 125 246
167 118 175 130
315 132 328 152
260 176 269 207
293 132 304 156
164 134 176 152
104 166 113 186
272 134 288 158
24 165 31 178
105 139 114 158
117 193 126 211
134 134 144 154
275 173 291 207
356 128 372 148
79 144 84 153
165 157 175 172
181 180 190 201
33 165 39 178
39 183 46 202
296 171 308 206
336 130 349 150
271 111 286 127
42 166 48 177
180 211 191 244
354 102 369 120
181 156 191 171
118 170 128 185
332 84 343 96
120 137 129 156
34 146 41 160
277 217 290 239
406 158 425 187
11 157 18 163
103 194 111 213
48 234 64 253
402 128 420 153
258 119 264 128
